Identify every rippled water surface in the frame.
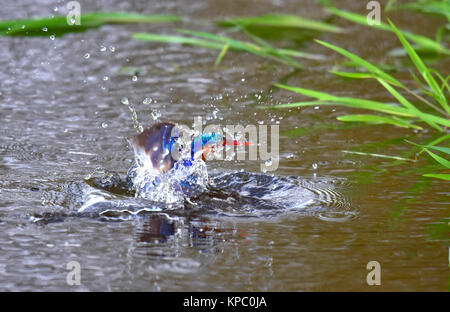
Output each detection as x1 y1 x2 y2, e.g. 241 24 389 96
0 0 449 291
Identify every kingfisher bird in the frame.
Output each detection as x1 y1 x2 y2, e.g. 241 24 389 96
85 121 249 199
131 121 249 174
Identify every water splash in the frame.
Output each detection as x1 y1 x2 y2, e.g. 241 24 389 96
121 97 143 133
128 151 209 204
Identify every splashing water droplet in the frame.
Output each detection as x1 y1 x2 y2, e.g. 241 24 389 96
100 45 106 52
101 122 108 128
143 97 153 105
121 97 143 134
312 163 318 170
121 97 129 105
50 35 55 40
109 46 115 52
83 53 90 59
53 7 58 12
132 76 138 82
151 109 161 120
102 76 109 81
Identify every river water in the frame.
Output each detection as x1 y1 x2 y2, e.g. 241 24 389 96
0 0 448 291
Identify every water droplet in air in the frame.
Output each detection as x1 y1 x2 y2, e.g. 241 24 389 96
143 97 153 105
312 163 318 170
151 110 161 120
21 25 25 29
102 76 109 81
83 53 90 59
121 97 129 105
101 122 108 128
109 46 115 52
53 7 58 12
132 76 138 82
100 45 106 52
50 35 55 40
265 159 273 167
42 27 48 32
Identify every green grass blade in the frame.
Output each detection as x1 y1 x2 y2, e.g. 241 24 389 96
315 39 403 87
326 7 450 54
388 0 450 21
262 100 331 109
423 148 450 168
274 84 335 100
388 19 449 114
342 150 416 162
177 29 260 50
274 84 416 117
134 30 303 69
330 71 381 80
337 114 423 129
215 43 230 67
240 27 304 68
132 33 224 49
177 29 303 68
426 134 450 147
277 48 326 60
405 137 450 156
377 78 444 131
0 13 181 36
274 83 450 127
424 145 450 155
216 14 343 33
423 173 450 181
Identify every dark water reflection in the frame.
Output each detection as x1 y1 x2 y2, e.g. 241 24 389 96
0 0 448 291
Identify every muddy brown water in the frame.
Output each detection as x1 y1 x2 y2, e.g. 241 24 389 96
0 0 448 291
